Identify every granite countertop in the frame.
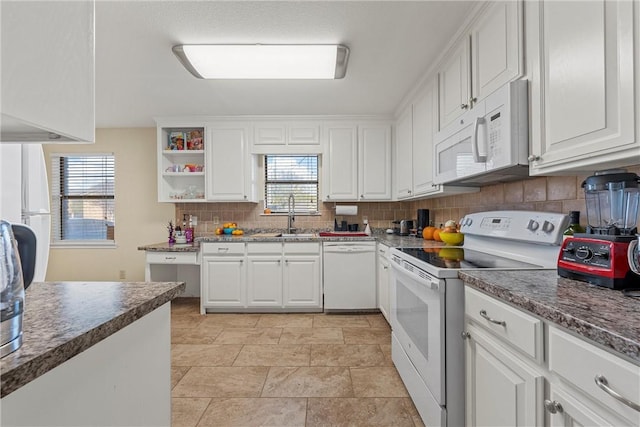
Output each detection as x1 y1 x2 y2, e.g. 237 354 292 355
459 270 640 364
0 281 185 398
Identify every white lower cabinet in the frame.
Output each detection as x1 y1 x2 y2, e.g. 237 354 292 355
202 241 322 312
464 287 640 427
377 243 390 322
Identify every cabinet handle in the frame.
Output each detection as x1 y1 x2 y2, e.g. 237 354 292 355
164 256 176 260
527 154 541 162
543 399 563 414
461 331 470 340
595 374 640 411
360 195 364 199
218 247 229 252
327 195 331 199
460 103 469 110
383 266 388 270
479 309 506 326
278 259 281 265
239 259 243 264
244 195 247 199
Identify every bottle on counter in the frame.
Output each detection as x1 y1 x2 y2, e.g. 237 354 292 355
185 214 194 243
563 211 586 240
364 220 372 236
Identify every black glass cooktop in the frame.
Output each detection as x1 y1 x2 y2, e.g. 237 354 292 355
397 247 542 270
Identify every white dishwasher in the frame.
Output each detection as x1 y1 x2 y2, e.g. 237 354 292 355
323 241 377 310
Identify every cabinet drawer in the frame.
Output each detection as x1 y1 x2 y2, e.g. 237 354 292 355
201 242 245 255
247 242 283 254
284 242 321 254
549 326 640 424
465 287 542 361
146 251 198 265
377 243 390 258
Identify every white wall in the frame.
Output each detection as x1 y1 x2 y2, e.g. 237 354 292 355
43 128 174 281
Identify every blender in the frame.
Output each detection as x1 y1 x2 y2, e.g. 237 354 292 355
1 220 26 357
558 169 640 289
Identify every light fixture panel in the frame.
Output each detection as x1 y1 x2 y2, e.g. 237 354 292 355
173 44 349 79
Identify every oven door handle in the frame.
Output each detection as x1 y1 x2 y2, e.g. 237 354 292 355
391 262 440 291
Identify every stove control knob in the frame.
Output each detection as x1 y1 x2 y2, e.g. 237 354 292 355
575 246 593 260
594 251 609 260
527 219 540 231
463 218 473 227
542 221 554 233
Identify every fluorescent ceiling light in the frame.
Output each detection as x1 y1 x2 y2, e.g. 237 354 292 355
172 44 349 79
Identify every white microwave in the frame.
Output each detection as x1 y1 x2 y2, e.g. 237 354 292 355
433 80 529 186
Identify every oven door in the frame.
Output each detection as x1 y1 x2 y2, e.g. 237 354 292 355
391 257 446 404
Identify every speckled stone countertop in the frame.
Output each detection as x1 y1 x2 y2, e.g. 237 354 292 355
0 281 185 398
138 232 436 251
459 270 640 364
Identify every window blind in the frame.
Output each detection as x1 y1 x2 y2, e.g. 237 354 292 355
50 154 115 242
264 155 318 213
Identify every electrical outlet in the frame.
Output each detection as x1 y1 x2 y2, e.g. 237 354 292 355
362 216 368 224
213 216 219 225
119 270 126 280
191 215 198 226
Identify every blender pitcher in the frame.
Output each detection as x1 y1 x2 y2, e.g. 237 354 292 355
0 220 25 357
583 169 640 235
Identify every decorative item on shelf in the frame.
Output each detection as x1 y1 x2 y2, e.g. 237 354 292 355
186 130 203 150
167 221 175 244
168 132 185 150
183 163 203 172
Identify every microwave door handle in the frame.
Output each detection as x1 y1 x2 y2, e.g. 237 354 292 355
472 117 487 162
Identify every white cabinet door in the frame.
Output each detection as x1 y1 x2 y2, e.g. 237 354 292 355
246 257 283 307
395 108 414 199
207 124 251 201
283 256 321 308
1 1 94 143
528 0 638 174
359 124 392 201
465 325 544 427
288 123 321 146
324 125 358 201
438 38 471 130
202 257 246 308
253 123 286 146
546 384 621 427
412 80 439 196
470 1 522 104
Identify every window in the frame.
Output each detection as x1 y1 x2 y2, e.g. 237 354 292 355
50 154 115 244
264 155 319 213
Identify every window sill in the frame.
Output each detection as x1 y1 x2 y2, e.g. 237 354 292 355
51 241 117 249
259 212 322 217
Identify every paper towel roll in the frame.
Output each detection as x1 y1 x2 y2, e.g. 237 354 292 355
335 205 358 216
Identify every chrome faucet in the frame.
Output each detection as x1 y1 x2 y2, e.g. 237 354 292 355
287 194 296 234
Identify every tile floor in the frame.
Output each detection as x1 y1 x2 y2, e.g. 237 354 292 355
170 298 425 427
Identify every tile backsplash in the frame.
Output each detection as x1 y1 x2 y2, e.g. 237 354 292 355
176 165 640 234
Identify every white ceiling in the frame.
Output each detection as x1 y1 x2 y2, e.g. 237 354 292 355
95 1 475 128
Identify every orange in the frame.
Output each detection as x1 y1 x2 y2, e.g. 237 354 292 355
264 208 272 214
433 228 443 242
422 226 436 240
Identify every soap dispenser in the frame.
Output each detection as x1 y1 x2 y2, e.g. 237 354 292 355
364 219 372 236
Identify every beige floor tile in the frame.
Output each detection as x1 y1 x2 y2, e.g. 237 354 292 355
379 344 393 365
172 326 223 344
312 315 372 328
279 327 344 344
262 367 354 397
402 397 426 427
306 397 415 426
196 398 307 427
171 297 201 315
199 313 261 328
342 328 391 345
366 314 391 329
172 366 191 389
171 397 210 427
172 344 242 367
310 344 390 367
214 327 282 344
350 367 409 397
173 366 269 398
233 344 311 367
172 315 205 329
256 313 314 328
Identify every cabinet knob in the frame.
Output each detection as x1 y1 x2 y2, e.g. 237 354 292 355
460 103 469 110
469 97 477 106
360 195 364 199
527 154 541 162
327 195 331 200
461 331 471 340
543 399 563 414
243 195 247 200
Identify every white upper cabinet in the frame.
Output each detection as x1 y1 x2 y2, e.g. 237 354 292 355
412 80 439 196
252 121 322 154
359 124 392 200
206 123 257 202
439 1 523 130
395 109 414 199
1 1 95 143
323 122 391 202
527 0 639 175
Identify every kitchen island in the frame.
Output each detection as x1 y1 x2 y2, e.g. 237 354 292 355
0 280 185 426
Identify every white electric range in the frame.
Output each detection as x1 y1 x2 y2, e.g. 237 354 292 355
390 210 569 427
